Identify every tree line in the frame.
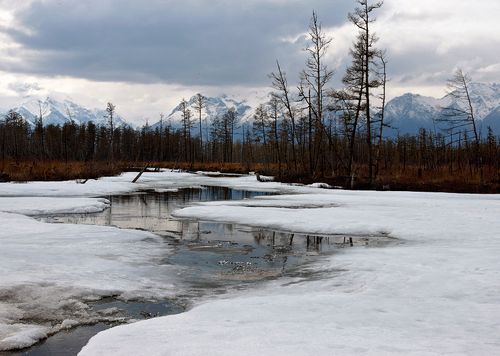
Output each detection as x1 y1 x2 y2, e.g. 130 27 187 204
0 0 498 187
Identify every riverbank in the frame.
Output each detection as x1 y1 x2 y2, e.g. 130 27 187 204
82 180 500 355
0 172 325 352
1 160 499 194
0 171 499 355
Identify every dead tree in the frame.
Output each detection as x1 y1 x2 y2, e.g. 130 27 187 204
374 51 388 179
348 0 384 184
335 33 367 178
179 98 193 162
439 69 480 169
34 100 48 159
298 11 334 176
193 93 206 161
270 61 298 170
106 102 116 163
268 95 283 174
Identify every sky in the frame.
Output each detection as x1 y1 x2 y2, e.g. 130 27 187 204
0 0 499 125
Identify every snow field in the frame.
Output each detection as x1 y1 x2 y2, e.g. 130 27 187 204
0 170 286 350
0 211 182 351
81 188 500 355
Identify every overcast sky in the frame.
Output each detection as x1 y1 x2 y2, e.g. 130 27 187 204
0 0 499 124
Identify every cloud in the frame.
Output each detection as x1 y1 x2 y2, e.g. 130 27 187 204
0 0 351 86
375 0 500 93
8 81 42 95
0 0 499 123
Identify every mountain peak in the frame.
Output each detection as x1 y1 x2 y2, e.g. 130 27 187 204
2 96 128 128
152 94 253 130
385 82 500 135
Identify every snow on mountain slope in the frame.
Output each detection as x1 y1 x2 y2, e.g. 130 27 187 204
1 83 498 135
483 106 500 134
1 96 129 128
151 94 253 130
385 82 500 136
466 82 500 119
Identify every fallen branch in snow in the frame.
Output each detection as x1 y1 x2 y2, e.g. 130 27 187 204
132 163 150 183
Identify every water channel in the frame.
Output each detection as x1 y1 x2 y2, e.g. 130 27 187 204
6 186 388 356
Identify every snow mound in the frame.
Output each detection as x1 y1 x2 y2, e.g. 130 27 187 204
0 197 109 215
307 182 332 189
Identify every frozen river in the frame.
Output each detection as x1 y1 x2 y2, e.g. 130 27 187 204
1 171 499 355
4 186 364 355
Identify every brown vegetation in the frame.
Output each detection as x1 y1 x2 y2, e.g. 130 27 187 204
1 4 499 194
2 159 499 194
0 160 125 182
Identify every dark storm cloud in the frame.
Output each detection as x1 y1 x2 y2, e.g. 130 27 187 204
2 0 352 86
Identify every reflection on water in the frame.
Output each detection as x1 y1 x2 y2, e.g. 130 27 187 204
41 186 393 294
20 186 392 356
44 187 269 235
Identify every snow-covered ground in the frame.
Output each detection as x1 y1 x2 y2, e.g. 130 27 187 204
0 170 288 197
0 211 182 351
2 171 500 354
81 188 500 355
0 170 290 351
0 197 110 215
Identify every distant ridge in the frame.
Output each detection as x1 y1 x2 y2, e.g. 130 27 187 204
1 96 128 128
150 94 253 130
1 82 499 136
384 82 500 136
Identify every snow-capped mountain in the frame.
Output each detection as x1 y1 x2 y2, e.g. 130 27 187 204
385 82 500 136
1 96 128 128
2 82 498 137
151 94 253 130
483 106 500 134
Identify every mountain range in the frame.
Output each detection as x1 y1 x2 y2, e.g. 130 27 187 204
150 94 253 131
384 82 500 136
1 83 499 137
1 96 128 128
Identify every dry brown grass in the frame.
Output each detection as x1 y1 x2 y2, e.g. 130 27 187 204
1 160 499 193
337 165 500 193
0 160 126 182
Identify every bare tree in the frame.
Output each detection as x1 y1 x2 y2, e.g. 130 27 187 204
332 32 367 177
158 113 164 161
226 107 238 162
106 102 116 163
348 0 384 184
193 93 206 160
439 69 481 169
179 98 193 162
440 69 479 145
268 95 283 174
374 51 388 179
298 11 334 175
35 100 48 159
270 61 298 170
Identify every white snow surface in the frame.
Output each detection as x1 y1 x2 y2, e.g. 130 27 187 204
0 211 180 351
2 171 500 354
0 197 110 215
0 170 288 197
0 170 285 350
81 189 500 355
